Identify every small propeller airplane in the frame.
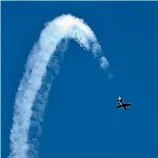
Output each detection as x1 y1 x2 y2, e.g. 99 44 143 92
116 96 132 111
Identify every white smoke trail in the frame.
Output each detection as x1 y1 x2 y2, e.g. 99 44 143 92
9 14 109 158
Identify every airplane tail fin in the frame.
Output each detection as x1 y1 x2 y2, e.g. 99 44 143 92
118 96 123 101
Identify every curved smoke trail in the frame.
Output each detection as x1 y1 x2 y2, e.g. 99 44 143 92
9 14 109 158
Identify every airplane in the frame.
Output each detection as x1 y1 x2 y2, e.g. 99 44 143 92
116 96 132 111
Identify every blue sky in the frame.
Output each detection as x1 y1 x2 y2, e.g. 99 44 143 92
2 2 158 158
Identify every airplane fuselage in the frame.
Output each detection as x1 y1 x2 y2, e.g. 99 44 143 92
118 100 123 106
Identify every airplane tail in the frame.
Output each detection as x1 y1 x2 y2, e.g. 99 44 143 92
118 96 123 101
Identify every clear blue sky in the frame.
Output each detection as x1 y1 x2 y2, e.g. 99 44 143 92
2 2 158 158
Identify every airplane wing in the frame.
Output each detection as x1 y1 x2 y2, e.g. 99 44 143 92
116 105 122 108
124 103 131 107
